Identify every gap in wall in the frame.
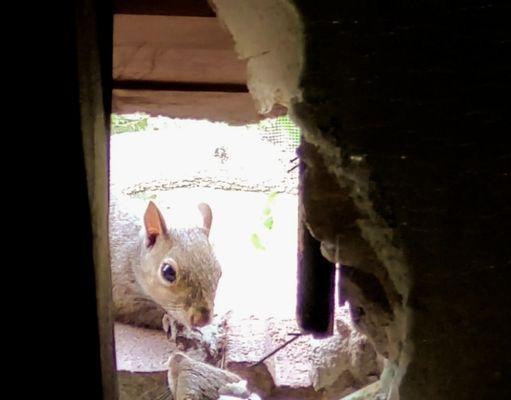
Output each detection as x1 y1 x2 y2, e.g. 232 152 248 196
110 113 300 319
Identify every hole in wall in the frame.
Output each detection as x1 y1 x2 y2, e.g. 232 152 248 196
108 3 384 399
110 113 301 320
109 113 383 400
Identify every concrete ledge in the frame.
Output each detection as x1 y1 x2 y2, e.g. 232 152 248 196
114 310 381 400
115 322 175 372
114 323 174 400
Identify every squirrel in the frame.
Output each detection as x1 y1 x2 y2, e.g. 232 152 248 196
167 352 262 400
109 194 222 332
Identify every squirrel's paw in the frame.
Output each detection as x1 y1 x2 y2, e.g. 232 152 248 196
218 380 251 398
162 314 177 342
163 314 191 350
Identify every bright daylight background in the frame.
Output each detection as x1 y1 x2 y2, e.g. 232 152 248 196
110 114 300 319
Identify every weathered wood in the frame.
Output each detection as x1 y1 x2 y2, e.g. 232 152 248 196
114 15 246 84
112 89 286 124
113 0 215 17
75 0 117 399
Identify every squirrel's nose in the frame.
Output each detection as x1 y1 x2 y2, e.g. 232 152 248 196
190 307 211 327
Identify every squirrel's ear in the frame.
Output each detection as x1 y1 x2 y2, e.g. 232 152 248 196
198 202 212 237
144 201 168 247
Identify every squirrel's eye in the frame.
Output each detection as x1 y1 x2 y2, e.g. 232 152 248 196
161 263 177 283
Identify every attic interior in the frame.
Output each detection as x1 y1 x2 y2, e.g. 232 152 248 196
73 1 510 400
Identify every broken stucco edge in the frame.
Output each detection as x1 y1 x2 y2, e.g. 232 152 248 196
210 0 304 114
298 127 411 302
296 126 413 400
211 0 411 398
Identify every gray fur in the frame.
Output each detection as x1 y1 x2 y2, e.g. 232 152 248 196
167 352 242 400
110 194 221 329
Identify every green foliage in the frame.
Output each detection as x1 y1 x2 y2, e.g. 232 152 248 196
132 191 157 201
267 191 279 203
257 114 301 146
250 191 279 251
278 115 301 146
111 113 149 135
263 216 274 230
250 233 266 251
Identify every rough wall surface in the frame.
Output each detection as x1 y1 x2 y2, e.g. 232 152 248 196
213 1 510 399
291 1 511 399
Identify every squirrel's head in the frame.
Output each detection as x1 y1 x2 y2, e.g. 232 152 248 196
136 201 221 328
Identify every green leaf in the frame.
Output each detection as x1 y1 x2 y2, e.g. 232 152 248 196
111 113 149 135
250 233 266 250
267 191 278 203
133 191 157 201
263 216 274 230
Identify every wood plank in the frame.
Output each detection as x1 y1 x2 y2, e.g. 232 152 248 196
113 80 248 92
114 15 246 84
113 0 215 17
112 89 286 125
75 0 118 399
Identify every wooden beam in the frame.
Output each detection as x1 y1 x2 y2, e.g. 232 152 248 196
112 89 287 125
113 80 248 93
75 0 118 399
114 15 246 85
113 0 215 17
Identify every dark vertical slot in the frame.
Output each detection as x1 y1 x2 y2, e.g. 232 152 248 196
296 142 336 338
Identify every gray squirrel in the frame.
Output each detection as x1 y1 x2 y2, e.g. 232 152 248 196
167 352 262 400
109 194 222 332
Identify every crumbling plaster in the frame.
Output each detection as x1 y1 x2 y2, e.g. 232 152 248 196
211 1 410 399
210 1 510 400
